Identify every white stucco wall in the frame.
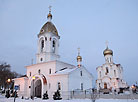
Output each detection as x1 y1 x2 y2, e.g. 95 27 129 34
69 67 93 91
14 77 28 97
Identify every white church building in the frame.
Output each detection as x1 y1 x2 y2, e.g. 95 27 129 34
96 45 127 91
14 8 93 99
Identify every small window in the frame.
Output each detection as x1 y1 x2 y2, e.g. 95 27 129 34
99 83 101 88
49 69 51 74
40 58 43 61
50 37 51 41
106 67 109 75
58 82 61 90
45 37 47 41
49 83 51 89
81 83 83 90
38 69 41 74
114 70 116 77
52 40 56 53
80 71 82 76
99 71 101 78
41 40 44 52
30 72 31 76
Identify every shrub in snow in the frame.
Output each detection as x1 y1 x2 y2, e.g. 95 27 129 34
21 96 24 99
43 91 49 100
5 90 10 98
53 90 62 100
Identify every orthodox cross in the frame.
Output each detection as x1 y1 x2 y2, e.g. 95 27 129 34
105 41 109 48
49 6 52 13
78 47 80 56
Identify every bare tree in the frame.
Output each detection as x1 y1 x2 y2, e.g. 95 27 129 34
0 62 21 90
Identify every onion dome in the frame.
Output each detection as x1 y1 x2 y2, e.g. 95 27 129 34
103 47 113 56
39 22 58 36
38 6 59 37
77 55 82 62
77 48 82 62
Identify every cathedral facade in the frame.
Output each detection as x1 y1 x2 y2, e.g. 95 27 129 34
14 8 93 99
96 46 127 91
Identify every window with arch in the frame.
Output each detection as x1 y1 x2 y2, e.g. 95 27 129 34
40 58 43 62
38 69 41 74
49 69 51 74
81 83 83 90
106 67 109 75
45 37 47 41
80 71 82 76
58 82 61 90
99 71 101 78
41 40 44 52
30 72 31 76
99 83 101 88
114 70 116 77
52 40 56 53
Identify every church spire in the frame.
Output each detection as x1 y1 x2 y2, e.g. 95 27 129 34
47 6 52 21
77 47 82 68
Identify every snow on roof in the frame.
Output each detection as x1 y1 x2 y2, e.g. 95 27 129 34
52 67 78 75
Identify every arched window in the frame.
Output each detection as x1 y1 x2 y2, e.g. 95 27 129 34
45 37 47 41
99 71 101 78
81 83 83 90
114 70 116 77
106 67 109 75
52 40 56 53
49 69 51 74
99 83 101 88
38 69 41 74
80 71 82 76
30 72 31 76
58 82 61 90
41 40 44 52
40 58 43 61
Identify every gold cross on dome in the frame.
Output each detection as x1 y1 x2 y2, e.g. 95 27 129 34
78 47 80 55
49 6 52 13
105 41 109 48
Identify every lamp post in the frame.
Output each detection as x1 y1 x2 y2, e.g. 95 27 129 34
32 76 35 100
7 79 11 90
6 79 11 98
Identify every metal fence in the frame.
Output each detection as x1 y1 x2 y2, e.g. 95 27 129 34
59 90 138 100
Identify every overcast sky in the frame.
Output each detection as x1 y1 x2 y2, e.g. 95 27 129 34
0 0 138 86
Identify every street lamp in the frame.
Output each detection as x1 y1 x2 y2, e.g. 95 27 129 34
32 76 35 100
7 79 11 90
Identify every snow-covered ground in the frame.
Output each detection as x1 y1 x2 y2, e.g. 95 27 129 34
0 97 138 102
0 94 138 102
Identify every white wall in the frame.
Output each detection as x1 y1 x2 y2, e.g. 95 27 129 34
69 67 93 91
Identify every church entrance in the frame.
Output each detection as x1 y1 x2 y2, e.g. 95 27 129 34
104 83 107 89
34 79 42 98
31 78 42 98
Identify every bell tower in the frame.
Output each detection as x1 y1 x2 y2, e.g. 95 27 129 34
36 6 60 63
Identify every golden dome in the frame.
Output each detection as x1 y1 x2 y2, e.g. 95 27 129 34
103 47 113 56
77 55 82 62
